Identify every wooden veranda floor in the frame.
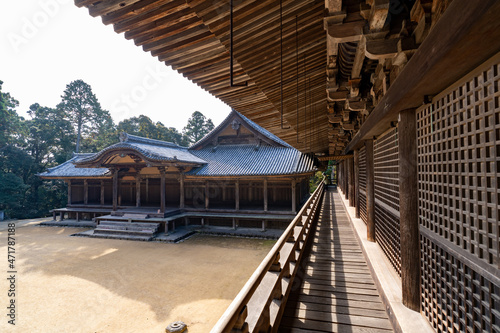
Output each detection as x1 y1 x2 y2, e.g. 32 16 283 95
279 189 393 332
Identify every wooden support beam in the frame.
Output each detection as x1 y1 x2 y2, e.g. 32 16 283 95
354 150 360 218
112 170 118 211
67 180 72 206
398 108 420 311
365 139 375 242
146 178 149 204
136 175 141 207
348 157 355 207
100 180 105 205
235 179 240 211
83 179 88 205
179 173 185 209
263 179 268 212
291 180 297 213
159 167 166 213
205 180 209 210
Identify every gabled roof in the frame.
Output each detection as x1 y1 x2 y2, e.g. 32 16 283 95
190 109 293 150
38 154 110 178
188 145 315 177
75 132 206 166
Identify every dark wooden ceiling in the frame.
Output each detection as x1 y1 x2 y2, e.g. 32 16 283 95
76 0 329 154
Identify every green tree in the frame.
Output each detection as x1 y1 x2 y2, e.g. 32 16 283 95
0 173 28 218
57 79 106 153
0 80 22 147
117 115 186 146
182 111 215 144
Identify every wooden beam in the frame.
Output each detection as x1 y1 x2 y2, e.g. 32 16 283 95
100 180 105 205
179 172 185 209
159 167 166 213
346 0 500 153
348 157 354 207
67 180 72 206
365 140 375 242
235 179 240 211
291 180 296 213
354 149 360 218
205 180 209 210
83 179 88 205
112 170 118 211
136 175 141 207
398 108 420 311
263 179 268 212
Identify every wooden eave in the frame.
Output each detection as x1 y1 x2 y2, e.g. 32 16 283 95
345 0 500 152
76 0 329 154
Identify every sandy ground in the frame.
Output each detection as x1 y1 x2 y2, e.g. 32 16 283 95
0 218 275 333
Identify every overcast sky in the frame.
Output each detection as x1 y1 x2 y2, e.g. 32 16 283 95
0 0 230 131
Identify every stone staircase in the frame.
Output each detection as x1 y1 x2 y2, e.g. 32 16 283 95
91 220 160 241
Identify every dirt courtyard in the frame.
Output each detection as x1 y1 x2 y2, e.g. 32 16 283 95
0 218 275 333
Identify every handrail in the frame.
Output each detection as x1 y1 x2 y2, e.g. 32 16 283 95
211 179 325 333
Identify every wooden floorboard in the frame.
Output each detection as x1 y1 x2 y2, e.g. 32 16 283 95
279 189 393 332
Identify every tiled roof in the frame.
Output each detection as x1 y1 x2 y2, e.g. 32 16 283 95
188 145 315 176
75 133 206 165
38 154 110 178
190 109 292 149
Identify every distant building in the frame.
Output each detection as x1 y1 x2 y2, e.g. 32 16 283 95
39 110 316 231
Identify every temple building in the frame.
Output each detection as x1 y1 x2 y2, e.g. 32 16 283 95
39 110 316 232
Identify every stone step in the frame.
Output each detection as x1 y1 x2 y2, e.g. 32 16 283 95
96 225 157 232
122 213 149 219
98 221 160 230
94 228 155 237
89 233 152 242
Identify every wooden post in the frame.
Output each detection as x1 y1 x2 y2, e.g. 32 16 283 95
354 150 360 218
232 217 236 230
348 157 355 207
249 181 253 201
179 172 185 209
136 175 141 207
100 180 105 205
145 178 149 204
118 179 122 206
235 179 240 210
263 179 268 212
67 180 72 206
261 220 266 232
159 167 166 213
112 169 118 211
83 180 88 205
398 108 420 311
205 180 209 210
291 180 296 213
365 139 375 242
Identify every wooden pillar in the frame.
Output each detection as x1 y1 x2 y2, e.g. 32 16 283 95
112 169 118 211
235 179 240 210
354 150 360 218
100 180 105 205
249 182 253 201
145 178 149 204
263 179 268 212
348 157 355 207
83 179 88 205
136 175 141 207
398 108 420 311
291 180 296 213
365 139 375 242
232 218 236 230
159 167 166 213
205 180 209 210
261 220 266 232
179 172 185 209
118 179 122 206
67 180 72 206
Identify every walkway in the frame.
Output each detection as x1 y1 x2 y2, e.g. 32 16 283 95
279 189 393 332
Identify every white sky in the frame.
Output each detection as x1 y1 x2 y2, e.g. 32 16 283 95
0 0 231 131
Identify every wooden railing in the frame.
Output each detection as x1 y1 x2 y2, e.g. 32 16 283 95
211 180 325 333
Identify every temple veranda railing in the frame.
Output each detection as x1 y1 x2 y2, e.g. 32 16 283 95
211 180 325 333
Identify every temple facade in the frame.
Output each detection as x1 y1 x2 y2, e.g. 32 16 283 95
40 110 316 230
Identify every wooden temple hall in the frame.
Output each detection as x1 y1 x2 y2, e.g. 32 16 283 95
40 110 315 228
49 0 500 332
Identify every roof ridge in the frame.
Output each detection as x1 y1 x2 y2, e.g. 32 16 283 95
121 132 183 149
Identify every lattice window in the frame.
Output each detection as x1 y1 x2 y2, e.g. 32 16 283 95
421 235 500 333
417 60 500 268
359 146 367 224
373 127 401 275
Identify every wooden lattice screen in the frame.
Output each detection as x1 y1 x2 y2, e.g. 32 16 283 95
359 146 367 224
417 56 500 332
374 127 401 275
